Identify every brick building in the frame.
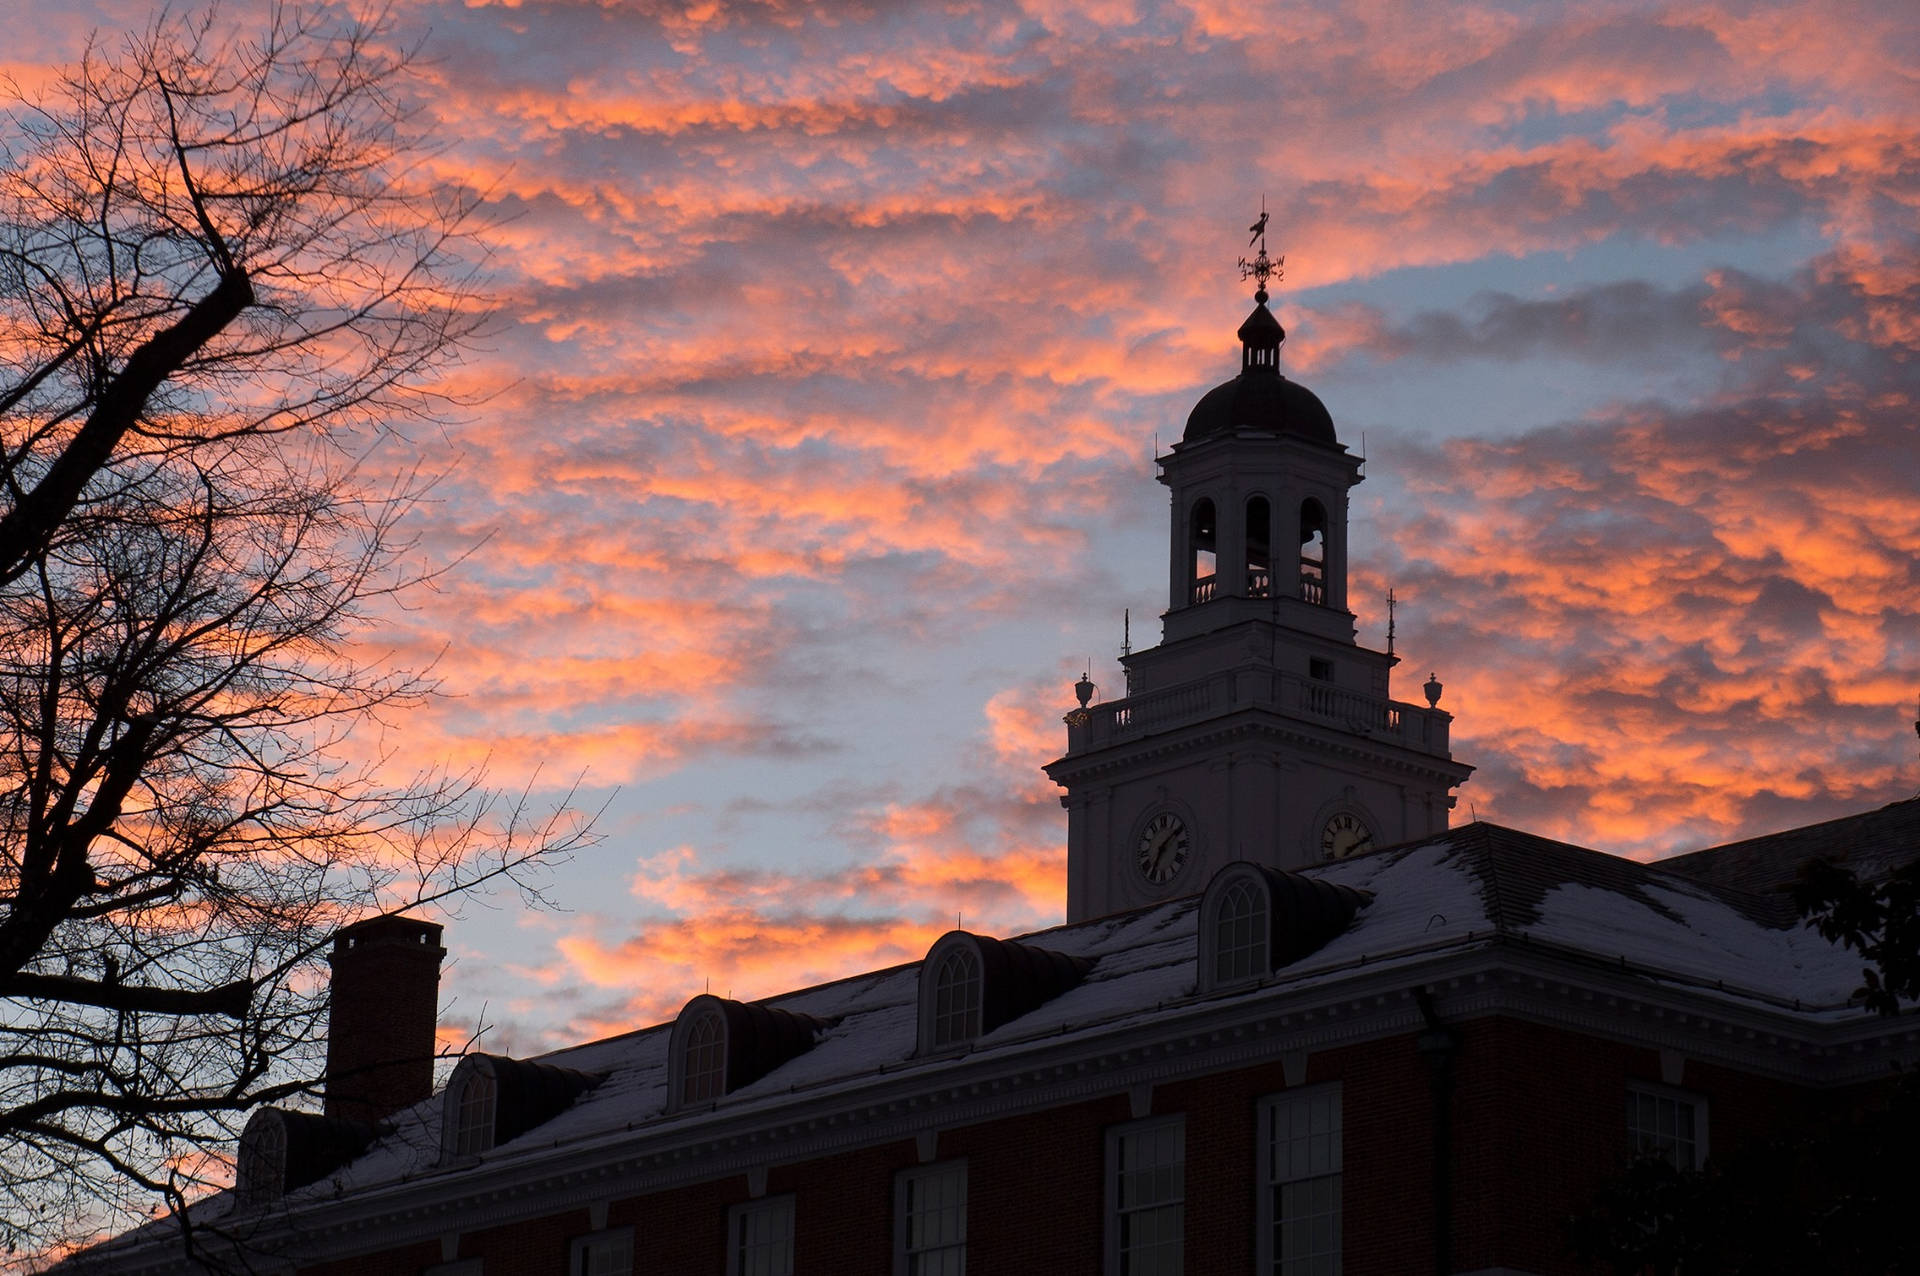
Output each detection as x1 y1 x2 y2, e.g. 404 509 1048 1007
67 270 1920 1276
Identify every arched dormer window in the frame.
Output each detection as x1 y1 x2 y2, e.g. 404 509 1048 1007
1198 863 1372 993
236 1108 289 1210
930 944 983 1047
448 1055 498 1156
237 1107 382 1210
1212 878 1268 985
1246 496 1273 598
439 1053 599 1163
1190 498 1218 604
1299 499 1327 605
682 1005 727 1104
917 931 1093 1055
668 994 831 1112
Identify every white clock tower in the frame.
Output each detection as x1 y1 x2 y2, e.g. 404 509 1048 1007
1045 238 1472 923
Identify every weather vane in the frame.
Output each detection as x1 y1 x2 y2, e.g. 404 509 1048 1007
1238 195 1283 304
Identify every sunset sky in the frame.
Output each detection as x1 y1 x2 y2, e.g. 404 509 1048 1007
10 0 1918 1055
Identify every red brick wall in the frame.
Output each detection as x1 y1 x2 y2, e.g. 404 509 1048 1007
296 1013 1844 1276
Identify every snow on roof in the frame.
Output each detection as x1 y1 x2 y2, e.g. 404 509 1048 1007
113 818 1889 1248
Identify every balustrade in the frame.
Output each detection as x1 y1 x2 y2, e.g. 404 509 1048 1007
1068 665 1446 758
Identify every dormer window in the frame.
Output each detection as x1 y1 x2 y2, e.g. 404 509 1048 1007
1212 878 1268 986
681 1006 727 1104
236 1109 289 1209
669 995 830 1112
930 945 983 1048
450 1057 498 1156
1198 862 1371 993
236 1106 382 1210
440 1053 599 1164
917 931 1092 1054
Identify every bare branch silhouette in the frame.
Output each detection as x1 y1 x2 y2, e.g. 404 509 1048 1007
0 6 592 1260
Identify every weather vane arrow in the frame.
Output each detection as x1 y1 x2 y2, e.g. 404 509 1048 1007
1237 194 1283 303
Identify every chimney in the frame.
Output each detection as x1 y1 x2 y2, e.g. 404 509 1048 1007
324 914 446 1122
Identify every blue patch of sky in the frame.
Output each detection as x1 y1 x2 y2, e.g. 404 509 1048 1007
1291 217 1832 441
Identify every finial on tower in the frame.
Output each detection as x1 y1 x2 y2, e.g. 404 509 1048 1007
1238 195 1284 305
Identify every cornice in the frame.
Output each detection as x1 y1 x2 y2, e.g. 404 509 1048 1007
1048 709 1469 786
82 939 1914 1274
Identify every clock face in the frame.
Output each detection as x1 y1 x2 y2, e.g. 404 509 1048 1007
1135 811 1191 885
1321 811 1374 860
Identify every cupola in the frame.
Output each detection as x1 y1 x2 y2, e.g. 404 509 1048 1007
1183 294 1336 446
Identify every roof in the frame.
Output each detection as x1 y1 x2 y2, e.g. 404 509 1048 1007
1657 796 1920 896
72 817 1898 1271
1183 299 1339 446
1183 371 1338 446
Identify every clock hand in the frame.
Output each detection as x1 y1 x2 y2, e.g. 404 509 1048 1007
1147 825 1176 870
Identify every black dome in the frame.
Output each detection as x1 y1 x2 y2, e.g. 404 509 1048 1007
1183 298 1338 446
1184 371 1336 445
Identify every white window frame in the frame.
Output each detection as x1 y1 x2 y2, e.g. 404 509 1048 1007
895 1159 967 1276
728 1193 795 1276
423 1263 483 1276
682 1008 727 1105
1213 877 1268 986
1105 1115 1184 1276
918 934 987 1054
1627 1082 1708 1171
1198 863 1278 993
930 946 982 1048
441 1056 498 1162
569 1225 634 1276
1258 1084 1343 1276
236 1109 287 1209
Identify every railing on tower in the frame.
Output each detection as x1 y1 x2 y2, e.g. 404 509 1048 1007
1247 567 1272 598
1299 562 1325 605
1065 669 1451 758
1191 575 1217 605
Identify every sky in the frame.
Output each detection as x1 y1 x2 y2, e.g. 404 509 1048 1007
7 0 1918 1057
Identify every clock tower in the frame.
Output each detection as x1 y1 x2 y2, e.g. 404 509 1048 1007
1045 236 1472 922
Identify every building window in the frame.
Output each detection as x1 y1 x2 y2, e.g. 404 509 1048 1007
450 1062 497 1156
1246 496 1273 597
1299 500 1327 605
682 1009 727 1104
1107 1116 1183 1276
1260 1085 1342 1275
570 1227 633 1276
236 1109 287 1209
929 945 982 1048
729 1195 795 1276
1190 498 1218 604
423 1263 483 1276
1213 879 1268 986
896 1160 967 1276
1627 1084 1706 1171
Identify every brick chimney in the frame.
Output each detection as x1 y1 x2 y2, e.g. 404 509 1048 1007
324 915 446 1122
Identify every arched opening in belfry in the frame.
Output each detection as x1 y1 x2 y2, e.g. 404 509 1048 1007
1190 498 1218 604
1299 499 1327 604
1245 496 1272 598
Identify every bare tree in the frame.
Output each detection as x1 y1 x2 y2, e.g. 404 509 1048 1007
0 7 586 1259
